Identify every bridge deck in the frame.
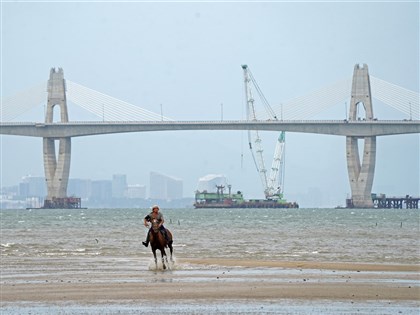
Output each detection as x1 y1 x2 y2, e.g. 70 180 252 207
1 120 419 138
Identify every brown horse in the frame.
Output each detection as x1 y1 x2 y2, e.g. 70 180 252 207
149 219 173 270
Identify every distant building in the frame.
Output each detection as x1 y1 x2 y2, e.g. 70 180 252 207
197 174 228 193
126 184 146 199
112 174 127 198
1 185 19 197
68 178 91 199
149 172 183 200
90 180 112 201
19 175 47 197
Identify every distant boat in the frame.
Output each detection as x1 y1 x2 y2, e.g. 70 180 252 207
194 185 298 209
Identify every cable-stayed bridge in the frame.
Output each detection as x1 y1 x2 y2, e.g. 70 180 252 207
1 120 418 138
1 64 419 208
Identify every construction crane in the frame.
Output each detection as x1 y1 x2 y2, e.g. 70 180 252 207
242 65 286 200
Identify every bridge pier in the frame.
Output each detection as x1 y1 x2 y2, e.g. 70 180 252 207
346 64 376 208
43 68 72 204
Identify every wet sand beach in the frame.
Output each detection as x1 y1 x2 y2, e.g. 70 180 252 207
1 256 419 314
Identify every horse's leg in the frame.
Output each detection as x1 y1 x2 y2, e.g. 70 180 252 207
161 249 167 270
164 248 169 265
152 248 157 268
169 243 174 262
166 230 174 262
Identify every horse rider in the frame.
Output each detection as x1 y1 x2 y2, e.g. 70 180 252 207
142 205 170 247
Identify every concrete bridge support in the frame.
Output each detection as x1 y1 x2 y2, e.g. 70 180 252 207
346 64 376 208
43 68 71 200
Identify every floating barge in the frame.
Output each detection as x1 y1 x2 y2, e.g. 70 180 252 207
194 185 298 209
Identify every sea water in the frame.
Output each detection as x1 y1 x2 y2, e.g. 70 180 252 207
2 207 419 264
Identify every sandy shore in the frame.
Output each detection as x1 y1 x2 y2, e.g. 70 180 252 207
184 258 420 272
1 257 419 305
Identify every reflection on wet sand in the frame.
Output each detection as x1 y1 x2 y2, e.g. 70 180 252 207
1 256 419 314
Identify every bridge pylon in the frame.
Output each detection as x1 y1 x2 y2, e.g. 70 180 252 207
346 64 376 208
43 68 72 207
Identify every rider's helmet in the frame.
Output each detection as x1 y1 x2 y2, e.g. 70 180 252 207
152 205 159 211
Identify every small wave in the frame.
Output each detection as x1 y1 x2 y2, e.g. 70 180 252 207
39 248 90 256
1 243 15 248
57 248 87 253
72 252 101 256
43 250 100 257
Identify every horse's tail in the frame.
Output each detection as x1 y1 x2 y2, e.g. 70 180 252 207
166 228 173 245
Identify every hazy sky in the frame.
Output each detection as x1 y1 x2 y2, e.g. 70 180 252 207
1 1 419 207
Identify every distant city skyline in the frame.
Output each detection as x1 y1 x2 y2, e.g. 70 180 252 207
1 171 192 209
2 171 186 199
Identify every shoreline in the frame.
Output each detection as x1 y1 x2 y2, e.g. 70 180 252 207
1 258 419 305
180 258 420 272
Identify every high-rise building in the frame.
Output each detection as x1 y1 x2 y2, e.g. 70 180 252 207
90 180 112 201
19 176 47 197
149 172 183 200
112 174 127 198
126 184 146 199
68 178 91 199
